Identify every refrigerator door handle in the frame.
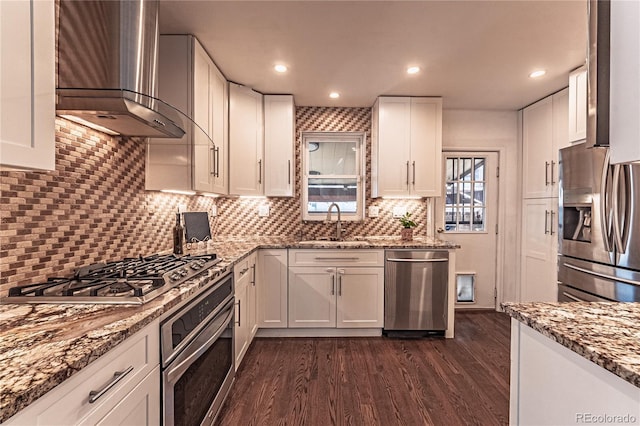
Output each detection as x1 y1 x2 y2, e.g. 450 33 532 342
564 262 640 287
600 150 612 253
612 164 625 256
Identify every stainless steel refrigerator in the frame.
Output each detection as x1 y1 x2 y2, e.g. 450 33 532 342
558 143 640 302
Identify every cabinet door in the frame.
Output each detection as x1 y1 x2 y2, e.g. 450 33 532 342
192 39 215 193
264 95 295 196
520 198 557 302
552 88 569 197
0 0 55 171
247 253 258 340
229 83 264 195
522 97 554 198
372 97 411 197
93 367 160 426
210 65 228 194
609 0 640 164
258 249 288 328
410 97 442 197
568 67 587 143
336 267 384 328
234 270 251 369
288 267 336 328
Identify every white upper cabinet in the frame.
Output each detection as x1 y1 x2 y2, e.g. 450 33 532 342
568 66 587 143
146 35 228 194
522 89 569 199
264 95 295 197
372 97 442 198
609 0 640 164
193 42 228 194
0 0 55 171
229 83 264 196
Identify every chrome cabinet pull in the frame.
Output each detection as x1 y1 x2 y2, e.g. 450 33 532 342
545 161 549 186
89 366 134 403
215 147 220 178
330 274 335 295
406 161 410 187
544 210 549 234
214 146 216 177
258 159 262 184
550 210 555 235
314 257 359 261
251 264 256 286
550 160 556 185
288 160 291 185
337 269 344 296
412 161 416 185
235 301 241 326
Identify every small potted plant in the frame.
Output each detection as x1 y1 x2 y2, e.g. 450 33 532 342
399 212 417 241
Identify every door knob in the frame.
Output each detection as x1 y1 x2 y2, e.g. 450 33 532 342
437 227 445 233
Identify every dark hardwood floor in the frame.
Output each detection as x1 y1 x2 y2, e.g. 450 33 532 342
217 311 511 426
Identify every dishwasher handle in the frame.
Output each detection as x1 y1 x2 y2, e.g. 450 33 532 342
387 258 448 263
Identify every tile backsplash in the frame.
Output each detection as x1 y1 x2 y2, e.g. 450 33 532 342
0 107 429 294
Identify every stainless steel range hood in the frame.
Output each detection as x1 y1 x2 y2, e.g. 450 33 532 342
586 0 610 147
56 0 185 138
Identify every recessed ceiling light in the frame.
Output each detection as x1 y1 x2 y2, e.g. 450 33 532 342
329 92 340 99
529 70 546 78
274 64 287 73
407 66 420 74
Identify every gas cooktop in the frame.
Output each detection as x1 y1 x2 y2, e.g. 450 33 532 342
3 254 221 305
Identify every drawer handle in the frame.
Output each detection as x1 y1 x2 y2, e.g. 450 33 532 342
88 366 134 403
314 257 360 261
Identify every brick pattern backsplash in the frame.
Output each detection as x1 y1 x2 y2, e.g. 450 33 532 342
0 108 429 296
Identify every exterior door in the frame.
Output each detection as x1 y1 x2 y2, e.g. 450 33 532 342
434 152 499 309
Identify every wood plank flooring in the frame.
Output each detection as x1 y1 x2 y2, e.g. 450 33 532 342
217 311 511 425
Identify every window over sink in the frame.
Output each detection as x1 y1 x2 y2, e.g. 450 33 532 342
301 132 365 221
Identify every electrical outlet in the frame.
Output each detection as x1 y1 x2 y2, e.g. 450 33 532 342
368 206 380 217
211 205 218 217
178 203 187 213
258 205 270 217
392 206 406 218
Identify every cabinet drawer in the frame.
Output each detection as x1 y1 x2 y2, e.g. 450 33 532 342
288 249 384 267
7 320 159 425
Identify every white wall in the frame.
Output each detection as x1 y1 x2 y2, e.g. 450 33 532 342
442 110 520 304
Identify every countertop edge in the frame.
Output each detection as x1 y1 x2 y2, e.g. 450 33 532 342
502 303 640 389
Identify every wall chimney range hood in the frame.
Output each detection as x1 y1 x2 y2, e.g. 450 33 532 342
586 0 610 147
56 0 185 138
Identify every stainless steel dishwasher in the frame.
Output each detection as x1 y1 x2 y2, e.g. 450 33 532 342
383 250 448 336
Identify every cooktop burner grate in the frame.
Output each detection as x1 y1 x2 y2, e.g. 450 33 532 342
4 253 220 304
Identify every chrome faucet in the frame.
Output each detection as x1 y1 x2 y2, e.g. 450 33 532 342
326 203 342 241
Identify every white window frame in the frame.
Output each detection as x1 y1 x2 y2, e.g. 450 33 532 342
301 131 366 221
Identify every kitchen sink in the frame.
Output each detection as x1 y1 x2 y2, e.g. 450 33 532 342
296 240 370 247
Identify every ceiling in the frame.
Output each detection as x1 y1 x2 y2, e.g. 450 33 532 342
159 0 587 110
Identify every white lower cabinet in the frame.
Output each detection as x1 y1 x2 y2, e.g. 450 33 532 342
520 198 558 302
6 320 160 426
234 252 257 370
510 320 640 425
288 250 384 329
257 249 288 328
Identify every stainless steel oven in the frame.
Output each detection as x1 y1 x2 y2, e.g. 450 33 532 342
161 272 234 426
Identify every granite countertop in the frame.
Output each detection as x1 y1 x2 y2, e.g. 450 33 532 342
0 235 457 422
502 302 640 389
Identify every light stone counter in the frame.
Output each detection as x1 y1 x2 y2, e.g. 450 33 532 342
0 235 457 422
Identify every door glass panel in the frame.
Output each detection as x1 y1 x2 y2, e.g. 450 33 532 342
444 156 487 232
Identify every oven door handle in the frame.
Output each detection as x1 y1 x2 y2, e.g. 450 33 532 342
166 303 234 385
